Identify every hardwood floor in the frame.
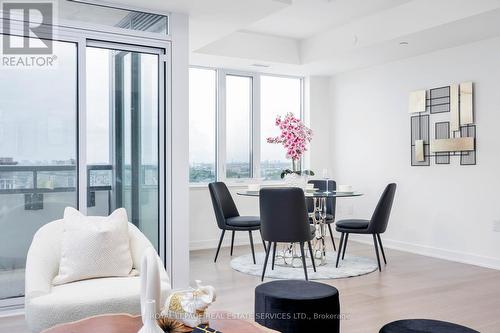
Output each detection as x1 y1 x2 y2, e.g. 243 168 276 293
191 240 500 332
0 314 28 333
2 240 500 332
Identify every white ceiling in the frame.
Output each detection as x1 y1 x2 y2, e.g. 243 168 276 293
101 0 500 76
246 0 412 39
98 0 290 49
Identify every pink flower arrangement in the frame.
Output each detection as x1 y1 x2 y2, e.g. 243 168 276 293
266 112 313 161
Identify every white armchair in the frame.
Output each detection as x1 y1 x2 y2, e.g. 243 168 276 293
25 219 171 333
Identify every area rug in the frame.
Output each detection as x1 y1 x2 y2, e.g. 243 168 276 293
230 251 378 280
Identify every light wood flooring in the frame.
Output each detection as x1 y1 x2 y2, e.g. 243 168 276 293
2 239 500 332
191 240 500 332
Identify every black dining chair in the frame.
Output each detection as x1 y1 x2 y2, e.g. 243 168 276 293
208 182 263 264
335 183 397 271
307 179 337 251
260 187 317 281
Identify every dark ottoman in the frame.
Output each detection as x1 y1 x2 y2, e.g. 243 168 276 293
255 280 340 333
380 319 479 333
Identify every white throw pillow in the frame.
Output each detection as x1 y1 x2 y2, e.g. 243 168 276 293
52 207 133 285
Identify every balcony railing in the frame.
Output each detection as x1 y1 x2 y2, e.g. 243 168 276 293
0 164 157 210
0 164 159 193
1 165 75 194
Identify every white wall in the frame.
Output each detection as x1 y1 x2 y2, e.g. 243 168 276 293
305 76 334 173
190 186 263 251
170 12 190 288
329 37 500 269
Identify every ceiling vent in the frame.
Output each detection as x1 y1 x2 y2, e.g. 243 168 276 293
252 63 271 68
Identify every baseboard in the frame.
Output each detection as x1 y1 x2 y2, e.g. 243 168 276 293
349 234 500 270
190 234 264 251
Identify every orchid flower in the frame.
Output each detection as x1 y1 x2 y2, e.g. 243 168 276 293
266 112 313 161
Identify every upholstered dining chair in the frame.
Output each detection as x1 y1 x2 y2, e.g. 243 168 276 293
335 183 397 271
208 182 262 264
307 179 337 251
260 187 316 281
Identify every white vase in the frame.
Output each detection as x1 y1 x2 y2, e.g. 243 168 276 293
138 300 163 333
140 247 161 319
284 173 307 188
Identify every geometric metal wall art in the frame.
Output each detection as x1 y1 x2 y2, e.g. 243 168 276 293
409 82 476 166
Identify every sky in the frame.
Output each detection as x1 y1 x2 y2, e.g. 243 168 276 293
0 39 77 163
86 47 159 165
0 39 301 167
0 38 158 166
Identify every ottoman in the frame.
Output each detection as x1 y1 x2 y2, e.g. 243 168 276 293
380 319 479 333
255 280 340 333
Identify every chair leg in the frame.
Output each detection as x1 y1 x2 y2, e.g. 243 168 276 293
249 231 256 265
261 241 272 281
271 242 277 270
327 223 337 251
342 233 349 260
373 234 382 272
336 233 345 268
230 231 235 256
259 229 266 251
214 230 226 263
307 241 316 272
377 234 387 265
299 242 308 281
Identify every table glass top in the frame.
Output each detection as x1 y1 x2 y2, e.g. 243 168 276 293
237 189 363 198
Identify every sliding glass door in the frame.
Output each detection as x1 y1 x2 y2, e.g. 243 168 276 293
0 38 165 306
0 38 78 302
86 44 161 249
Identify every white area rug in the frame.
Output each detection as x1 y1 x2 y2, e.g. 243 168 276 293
231 251 378 280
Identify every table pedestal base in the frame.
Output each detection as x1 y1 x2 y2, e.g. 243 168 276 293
274 197 330 268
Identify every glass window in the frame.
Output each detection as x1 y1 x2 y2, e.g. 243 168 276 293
86 48 111 166
226 75 252 179
86 46 160 250
0 38 77 301
260 76 302 180
189 68 217 183
187 69 303 184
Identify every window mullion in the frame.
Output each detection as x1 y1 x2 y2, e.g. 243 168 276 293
252 74 261 180
300 77 307 171
77 37 88 213
216 70 227 182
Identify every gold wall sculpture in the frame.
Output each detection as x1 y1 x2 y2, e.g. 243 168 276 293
409 90 426 114
415 140 425 162
450 84 460 131
409 82 476 166
460 82 474 125
430 137 475 153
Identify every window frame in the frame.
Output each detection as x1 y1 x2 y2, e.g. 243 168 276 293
188 67 304 186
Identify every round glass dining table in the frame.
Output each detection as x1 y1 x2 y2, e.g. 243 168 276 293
237 190 363 198
237 189 363 267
